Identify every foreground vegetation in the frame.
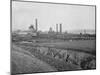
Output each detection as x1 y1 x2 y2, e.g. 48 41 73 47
14 40 96 71
12 34 96 74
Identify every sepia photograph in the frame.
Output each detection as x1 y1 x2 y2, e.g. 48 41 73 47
11 0 96 75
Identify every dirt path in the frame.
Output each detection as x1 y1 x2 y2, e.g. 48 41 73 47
11 44 57 74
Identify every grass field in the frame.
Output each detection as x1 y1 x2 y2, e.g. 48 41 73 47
42 40 95 49
11 39 96 74
18 39 95 55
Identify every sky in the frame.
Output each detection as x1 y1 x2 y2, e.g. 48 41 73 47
12 1 95 32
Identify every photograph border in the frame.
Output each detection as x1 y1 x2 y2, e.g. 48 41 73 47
10 0 96 74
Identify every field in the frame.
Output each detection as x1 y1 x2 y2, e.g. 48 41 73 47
11 36 96 74
40 40 96 55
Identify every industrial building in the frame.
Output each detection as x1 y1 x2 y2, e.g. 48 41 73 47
12 18 95 41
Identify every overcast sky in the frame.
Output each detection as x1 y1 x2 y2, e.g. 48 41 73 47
12 1 95 32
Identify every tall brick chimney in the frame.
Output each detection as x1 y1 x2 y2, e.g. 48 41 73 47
35 18 38 32
60 23 62 33
56 24 58 33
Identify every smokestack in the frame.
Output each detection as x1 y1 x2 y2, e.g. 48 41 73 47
60 23 62 33
56 24 58 33
35 18 38 32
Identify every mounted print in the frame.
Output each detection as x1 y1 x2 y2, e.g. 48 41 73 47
11 0 96 75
